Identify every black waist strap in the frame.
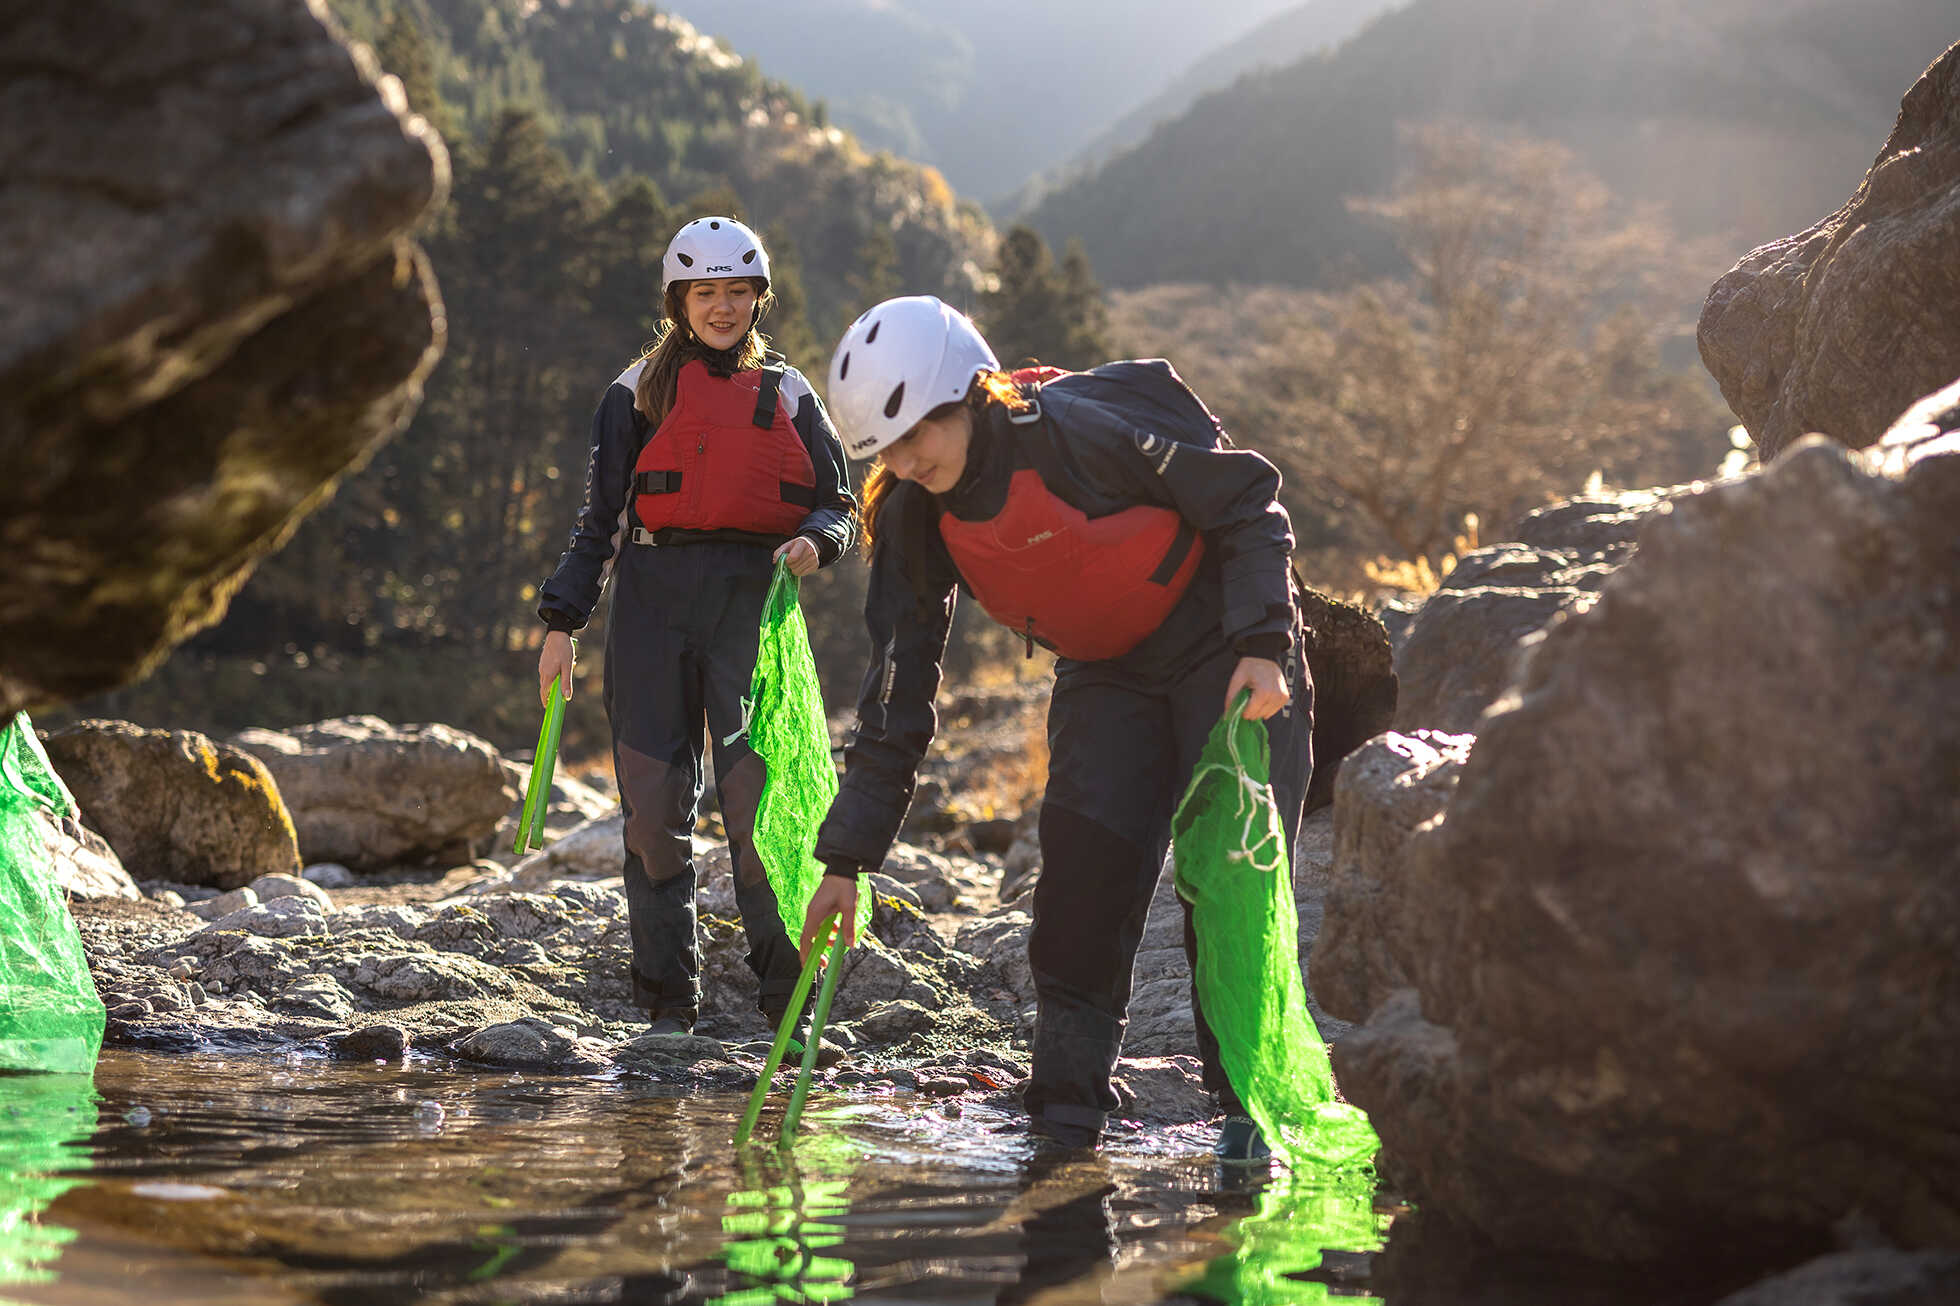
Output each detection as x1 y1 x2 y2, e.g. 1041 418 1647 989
1147 518 1200 585
630 526 787 549
635 469 681 495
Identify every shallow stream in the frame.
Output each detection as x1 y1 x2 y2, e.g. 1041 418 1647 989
1 1050 1394 1305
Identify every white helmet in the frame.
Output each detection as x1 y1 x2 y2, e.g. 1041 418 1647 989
661 216 769 292
827 296 999 459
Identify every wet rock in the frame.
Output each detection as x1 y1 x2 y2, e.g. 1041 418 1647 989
0 0 445 721
248 873 331 910
42 812 140 900
452 1017 604 1072
231 717 516 871
1296 587 1398 813
1113 1055 1213 1125
44 721 300 889
614 1031 728 1070
273 975 357 1022
1325 427 1960 1262
1714 1250 1960 1306
1700 42 1960 460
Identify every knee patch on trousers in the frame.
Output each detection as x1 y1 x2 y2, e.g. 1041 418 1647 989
617 743 696 884
715 751 770 888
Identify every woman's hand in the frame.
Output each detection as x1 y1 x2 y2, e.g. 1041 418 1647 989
798 876 861 963
773 534 820 577
538 631 576 707
1225 656 1288 719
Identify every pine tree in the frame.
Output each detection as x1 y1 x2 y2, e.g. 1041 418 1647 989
980 225 1112 371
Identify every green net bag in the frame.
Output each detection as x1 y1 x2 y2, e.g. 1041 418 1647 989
1172 697 1378 1171
739 563 871 943
0 1072 98 1290
1176 1166 1387 1305
0 712 106 1074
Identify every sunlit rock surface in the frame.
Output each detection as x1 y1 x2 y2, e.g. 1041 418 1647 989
1320 404 1960 1262
44 719 300 889
1700 40 1960 459
231 717 515 870
0 0 446 721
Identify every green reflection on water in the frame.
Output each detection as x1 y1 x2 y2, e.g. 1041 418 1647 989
713 1136 860 1304
1177 1166 1387 1305
0 1073 97 1295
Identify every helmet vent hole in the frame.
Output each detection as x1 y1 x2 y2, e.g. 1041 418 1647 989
710 220 721 229
676 252 694 268
883 383 905 420
742 249 756 264
838 352 851 380
865 319 881 344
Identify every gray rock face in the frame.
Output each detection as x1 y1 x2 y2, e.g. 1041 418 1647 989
1714 1250 1960 1306
44 720 299 888
1699 41 1960 459
1322 421 1960 1262
232 717 516 870
0 0 446 719
42 813 140 900
1392 489 1674 733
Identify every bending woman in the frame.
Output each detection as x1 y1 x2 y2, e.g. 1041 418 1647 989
799 295 1309 1159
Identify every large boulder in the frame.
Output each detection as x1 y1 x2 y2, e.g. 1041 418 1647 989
42 814 141 901
1699 41 1960 459
232 717 517 871
0 0 446 720
1393 488 1675 734
43 720 299 889
1318 410 1960 1264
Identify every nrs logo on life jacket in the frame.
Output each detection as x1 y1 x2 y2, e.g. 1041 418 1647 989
632 360 816 537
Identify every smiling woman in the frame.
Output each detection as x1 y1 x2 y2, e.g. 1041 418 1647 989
530 216 857 1050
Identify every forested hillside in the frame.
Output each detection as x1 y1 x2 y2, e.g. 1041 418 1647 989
1027 0 1957 287
56 0 1004 753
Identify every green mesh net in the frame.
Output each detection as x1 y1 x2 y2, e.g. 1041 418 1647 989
1175 1167 1387 1304
0 1072 98 1291
742 563 871 943
0 711 106 1074
1172 699 1378 1171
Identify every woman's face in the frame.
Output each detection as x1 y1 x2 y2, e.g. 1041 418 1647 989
683 278 758 351
881 406 972 495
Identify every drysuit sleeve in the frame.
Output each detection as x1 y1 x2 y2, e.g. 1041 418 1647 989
537 379 640 632
1048 365 1297 657
814 485 961 876
782 366 857 566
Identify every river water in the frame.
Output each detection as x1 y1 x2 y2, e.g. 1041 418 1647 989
0 1050 1393 1305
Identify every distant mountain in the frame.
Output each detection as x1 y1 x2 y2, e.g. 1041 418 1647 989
1024 0 1959 288
654 0 1303 203
1004 0 1406 217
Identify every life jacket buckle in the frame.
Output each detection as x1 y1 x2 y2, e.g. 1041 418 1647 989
631 526 660 547
1007 396 1043 426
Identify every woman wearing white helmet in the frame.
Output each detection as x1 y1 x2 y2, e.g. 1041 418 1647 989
801 295 1310 1161
534 217 855 1050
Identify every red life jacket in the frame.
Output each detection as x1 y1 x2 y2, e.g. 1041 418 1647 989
937 372 1204 660
632 360 815 538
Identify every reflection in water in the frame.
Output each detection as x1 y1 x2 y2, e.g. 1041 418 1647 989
1176 1166 1387 1305
715 1144 860 1304
5 1053 1407 1304
0 1073 97 1292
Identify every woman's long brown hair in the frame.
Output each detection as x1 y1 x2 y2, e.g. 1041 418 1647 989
631 278 775 424
857 369 1035 555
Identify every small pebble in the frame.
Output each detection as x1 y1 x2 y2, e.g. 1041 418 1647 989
124 1107 152 1127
